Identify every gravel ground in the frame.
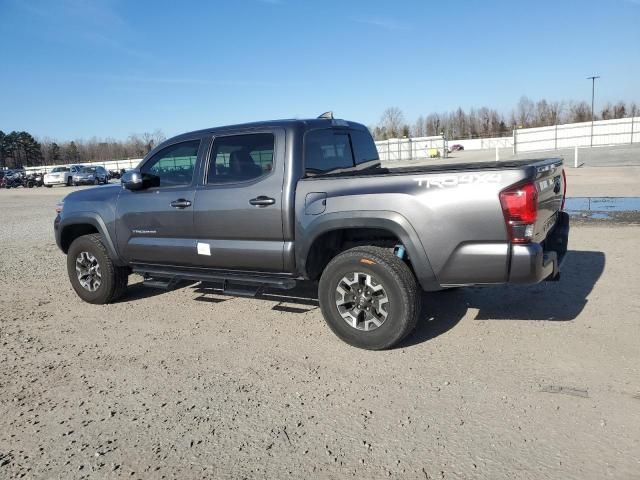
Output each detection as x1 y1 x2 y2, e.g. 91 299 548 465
1 187 639 479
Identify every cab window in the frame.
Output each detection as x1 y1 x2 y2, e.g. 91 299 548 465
350 130 379 165
207 133 274 184
141 140 200 187
304 130 354 175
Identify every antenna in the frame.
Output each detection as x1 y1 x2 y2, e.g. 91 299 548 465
317 111 334 119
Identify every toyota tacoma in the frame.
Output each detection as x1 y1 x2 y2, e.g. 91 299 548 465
54 115 569 349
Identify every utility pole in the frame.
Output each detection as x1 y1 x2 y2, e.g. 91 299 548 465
587 75 600 147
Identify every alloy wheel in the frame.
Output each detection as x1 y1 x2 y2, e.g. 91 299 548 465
335 272 389 331
75 251 102 292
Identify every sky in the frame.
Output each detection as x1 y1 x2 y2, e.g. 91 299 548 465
1 0 639 141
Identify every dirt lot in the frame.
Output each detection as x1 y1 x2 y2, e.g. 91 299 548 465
1 187 639 479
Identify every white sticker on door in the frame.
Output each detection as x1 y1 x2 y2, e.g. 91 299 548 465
197 242 211 256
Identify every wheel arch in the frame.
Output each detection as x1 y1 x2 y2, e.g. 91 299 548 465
58 213 124 266
297 211 440 291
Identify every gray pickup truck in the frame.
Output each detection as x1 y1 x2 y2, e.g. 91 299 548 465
55 115 569 349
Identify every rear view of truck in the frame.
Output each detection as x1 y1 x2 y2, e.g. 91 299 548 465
498 160 569 284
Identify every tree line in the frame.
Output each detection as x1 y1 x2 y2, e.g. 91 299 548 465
0 130 166 169
373 97 639 141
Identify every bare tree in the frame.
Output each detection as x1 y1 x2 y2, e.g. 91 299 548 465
515 96 535 128
378 107 406 139
613 101 627 119
412 116 427 137
568 101 592 123
600 103 613 120
548 101 564 125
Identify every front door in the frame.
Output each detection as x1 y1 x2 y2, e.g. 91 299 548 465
115 139 203 265
192 129 285 271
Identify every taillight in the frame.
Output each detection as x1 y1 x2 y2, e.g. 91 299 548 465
561 168 567 210
499 182 538 244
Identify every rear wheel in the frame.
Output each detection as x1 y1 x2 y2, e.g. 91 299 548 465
67 233 129 304
66 177 72 186
318 246 420 350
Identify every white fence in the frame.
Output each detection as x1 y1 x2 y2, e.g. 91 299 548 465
376 135 512 162
376 135 447 162
24 158 142 174
514 116 639 153
377 116 640 161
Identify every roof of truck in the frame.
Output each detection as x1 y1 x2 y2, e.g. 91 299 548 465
166 118 369 142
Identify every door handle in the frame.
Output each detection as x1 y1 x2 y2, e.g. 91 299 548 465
170 199 192 209
249 196 276 207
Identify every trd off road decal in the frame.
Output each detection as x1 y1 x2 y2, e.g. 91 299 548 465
412 173 502 189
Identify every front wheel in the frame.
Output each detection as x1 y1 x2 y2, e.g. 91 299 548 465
67 233 129 304
318 246 420 350
66 177 73 186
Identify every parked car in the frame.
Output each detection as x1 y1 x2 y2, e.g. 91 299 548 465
450 144 464 152
72 166 109 186
108 170 121 180
55 115 569 350
44 165 83 187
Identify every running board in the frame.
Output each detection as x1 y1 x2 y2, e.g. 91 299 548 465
134 265 297 292
142 278 180 290
221 281 262 298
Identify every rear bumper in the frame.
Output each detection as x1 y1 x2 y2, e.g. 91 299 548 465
508 211 570 283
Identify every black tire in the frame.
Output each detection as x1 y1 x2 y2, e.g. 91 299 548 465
318 246 420 350
45 184 52 188
67 233 129 304
66 177 73 186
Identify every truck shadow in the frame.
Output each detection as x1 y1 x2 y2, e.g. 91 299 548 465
118 250 605 349
401 250 605 347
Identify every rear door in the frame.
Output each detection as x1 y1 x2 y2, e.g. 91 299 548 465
192 129 286 271
115 138 204 265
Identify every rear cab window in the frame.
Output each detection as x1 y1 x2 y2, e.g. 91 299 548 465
304 128 379 176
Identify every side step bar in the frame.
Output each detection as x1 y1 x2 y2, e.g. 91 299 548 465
134 265 298 293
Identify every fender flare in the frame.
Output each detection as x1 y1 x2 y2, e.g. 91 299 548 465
57 212 125 266
296 210 440 291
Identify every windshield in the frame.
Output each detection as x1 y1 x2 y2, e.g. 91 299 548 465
79 167 97 174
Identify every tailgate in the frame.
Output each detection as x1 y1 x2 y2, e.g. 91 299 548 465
533 159 565 243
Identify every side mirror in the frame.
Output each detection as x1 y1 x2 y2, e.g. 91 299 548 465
121 170 144 191
121 170 160 190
